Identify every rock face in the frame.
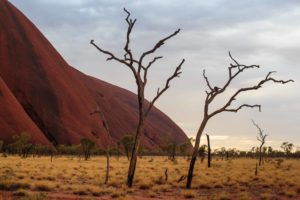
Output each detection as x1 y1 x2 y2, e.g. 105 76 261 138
0 0 191 149
0 77 51 145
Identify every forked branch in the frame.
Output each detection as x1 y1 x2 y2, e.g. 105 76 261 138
252 120 267 144
145 59 185 117
138 29 181 69
204 53 294 118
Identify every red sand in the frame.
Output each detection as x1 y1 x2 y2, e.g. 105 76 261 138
0 0 190 149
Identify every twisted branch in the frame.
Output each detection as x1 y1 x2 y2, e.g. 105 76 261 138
145 59 185 117
138 29 181 70
204 53 294 118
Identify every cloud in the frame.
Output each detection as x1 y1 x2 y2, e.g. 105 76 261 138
210 135 229 140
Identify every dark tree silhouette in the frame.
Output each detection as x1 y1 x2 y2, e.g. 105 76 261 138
91 8 184 187
281 141 294 157
163 139 178 161
252 120 267 166
179 142 189 157
80 138 95 160
120 135 134 161
9 133 33 158
206 134 211 168
186 52 294 189
198 144 207 163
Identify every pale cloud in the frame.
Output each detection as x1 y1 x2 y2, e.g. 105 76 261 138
210 135 229 140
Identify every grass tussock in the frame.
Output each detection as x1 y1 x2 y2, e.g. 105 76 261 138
181 190 197 198
34 182 55 191
0 156 299 199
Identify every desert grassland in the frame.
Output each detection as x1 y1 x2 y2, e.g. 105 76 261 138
0 156 300 200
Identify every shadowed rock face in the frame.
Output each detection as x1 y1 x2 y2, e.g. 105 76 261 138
0 0 191 149
0 77 51 145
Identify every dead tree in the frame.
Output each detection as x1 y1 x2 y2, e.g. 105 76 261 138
252 120 267 166
91 9 184 187
186 52 293 189
206 134 211 168
90 106 112 185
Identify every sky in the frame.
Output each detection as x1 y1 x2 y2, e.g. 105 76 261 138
10 0 300 150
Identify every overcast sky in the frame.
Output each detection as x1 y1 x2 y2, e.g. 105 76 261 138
10 0 300 150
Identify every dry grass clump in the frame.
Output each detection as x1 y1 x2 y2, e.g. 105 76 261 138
0 156 299 199
0 180 30 191
12 188 28 197
110 190 126 198
181 190 197 198
34 181 55 192
214 191 231 200
283 189 297 198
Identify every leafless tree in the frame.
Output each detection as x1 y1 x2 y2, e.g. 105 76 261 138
91 8 184 187
252 120 267 166
186 52 293 189
90 106 111 184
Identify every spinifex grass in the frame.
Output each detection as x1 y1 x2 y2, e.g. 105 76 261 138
0 156 299 199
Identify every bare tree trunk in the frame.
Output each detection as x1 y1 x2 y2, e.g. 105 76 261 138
186 119 208 189
127 114 144 187
252 120 267 167
259 145 262 166
206 134 211 168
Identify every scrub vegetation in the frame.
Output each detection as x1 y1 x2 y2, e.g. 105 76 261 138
0 155 300 199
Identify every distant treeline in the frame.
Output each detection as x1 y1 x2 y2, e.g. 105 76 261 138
0 133 299 159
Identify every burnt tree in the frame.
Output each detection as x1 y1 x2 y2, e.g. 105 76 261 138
186 52 293 189
252 120 267 166
91 9 184 187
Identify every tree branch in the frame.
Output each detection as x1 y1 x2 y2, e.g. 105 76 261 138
208 70 294 118
91 39 138 79
224 104 261 113
206 52 260 104
123 8 137 71
252 120 267 145
203 70 213 91
138 29 181 70
143 56 163 85
144 59 185 117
